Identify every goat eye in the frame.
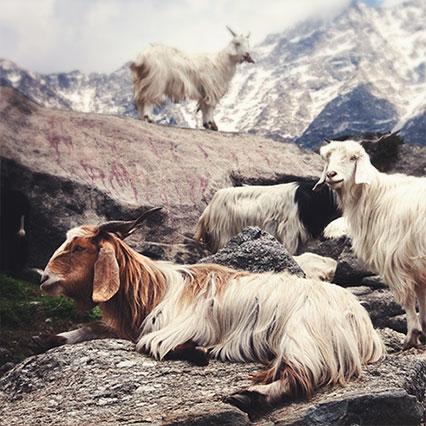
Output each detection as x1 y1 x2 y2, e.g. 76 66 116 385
72 245 85 253
350 155 358 161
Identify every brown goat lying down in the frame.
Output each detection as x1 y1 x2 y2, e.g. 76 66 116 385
40 209 384 418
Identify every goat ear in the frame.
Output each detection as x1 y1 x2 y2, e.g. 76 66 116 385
92 242 120 303
355 155 374 185
313 165 327 192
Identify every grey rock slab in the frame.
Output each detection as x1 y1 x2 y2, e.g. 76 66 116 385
200 227 305 276
0 86 324 268
334 247 374 286
304 236 352 262
0 331 425 425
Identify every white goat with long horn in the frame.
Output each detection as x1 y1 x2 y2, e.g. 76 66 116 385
40 210 384 419
130 27 254 130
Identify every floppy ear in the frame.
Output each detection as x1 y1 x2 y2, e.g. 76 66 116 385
355 155 374 185
313 165 327 192
92 242 120 303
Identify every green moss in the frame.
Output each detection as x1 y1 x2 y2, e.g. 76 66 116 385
88 306 102 321
0 273 101 328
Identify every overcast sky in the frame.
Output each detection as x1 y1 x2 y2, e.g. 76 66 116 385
0 0 398 74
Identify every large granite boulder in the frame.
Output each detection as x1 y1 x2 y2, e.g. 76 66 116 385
333 246 374 285
200 227 305 276
0 86 324 269
304 236 351 261
0 331 424 425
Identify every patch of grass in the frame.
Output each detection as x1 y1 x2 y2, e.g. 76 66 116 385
88 306 102 321
0 274 35 299
0 273 101 328
0 273 102 367
0 273 101 327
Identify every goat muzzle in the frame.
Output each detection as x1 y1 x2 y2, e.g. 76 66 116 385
40 271 62 295
243 53 255 63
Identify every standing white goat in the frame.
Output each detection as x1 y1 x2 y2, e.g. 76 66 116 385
314 135 426 349
130 26 254 130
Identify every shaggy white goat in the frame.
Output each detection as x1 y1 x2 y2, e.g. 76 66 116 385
41 215 384 417
130 26 254 130
314 137 426 348
195 180 340 255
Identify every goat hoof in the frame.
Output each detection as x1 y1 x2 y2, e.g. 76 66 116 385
190 347 210 366
403 329 422 350
143 115 153 123
209 121 218 131
203 122 209 130
31 334 67 354
165 342 210 366
223 390 270 420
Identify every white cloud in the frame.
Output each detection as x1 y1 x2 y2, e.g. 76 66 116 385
1 0 364 73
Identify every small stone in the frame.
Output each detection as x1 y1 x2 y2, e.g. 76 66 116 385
136 385 156 393
116 360 137 368
97 397 118 406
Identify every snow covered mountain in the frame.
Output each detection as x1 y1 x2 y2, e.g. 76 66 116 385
1 0 425 146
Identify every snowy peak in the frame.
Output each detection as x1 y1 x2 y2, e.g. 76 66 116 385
1 0 425 146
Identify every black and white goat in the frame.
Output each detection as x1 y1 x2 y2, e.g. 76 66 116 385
130 27 254 130
195 180 340 255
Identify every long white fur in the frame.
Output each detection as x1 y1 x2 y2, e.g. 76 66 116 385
293 252 337 281
318 140 426 347
195 183 308 254
130 30 252 128
136 262 384 403
323 217 349 239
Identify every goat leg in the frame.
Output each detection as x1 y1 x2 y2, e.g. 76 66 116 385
164 340 210 366
403 293 422 350
32 321 117 354
31 334 68 354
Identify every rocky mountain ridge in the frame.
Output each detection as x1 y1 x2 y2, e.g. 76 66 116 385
1 0 425 145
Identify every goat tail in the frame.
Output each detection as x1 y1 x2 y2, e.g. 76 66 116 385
129 59 154 101
194 209 209 243
194 210 210 248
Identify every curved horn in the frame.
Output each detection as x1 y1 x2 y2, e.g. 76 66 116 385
375 129 401 143
324 138 332 144
97 207 163 239
226 25 237 37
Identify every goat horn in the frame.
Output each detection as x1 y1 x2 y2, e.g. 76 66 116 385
324 138 332 143
375 129 401 143
97 207 163 239
226 26 237 37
